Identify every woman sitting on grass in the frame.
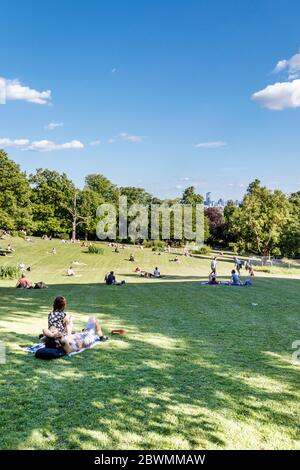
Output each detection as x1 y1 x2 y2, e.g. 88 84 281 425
16 273 32 289
47 296 70 335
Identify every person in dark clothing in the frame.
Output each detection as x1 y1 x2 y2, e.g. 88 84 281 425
105 271 125 286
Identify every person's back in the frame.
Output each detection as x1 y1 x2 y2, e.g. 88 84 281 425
231 270 240 285
208 275 219 285
16 274 31 288
48 296 67 334
106 272 116 285
153 267 160 278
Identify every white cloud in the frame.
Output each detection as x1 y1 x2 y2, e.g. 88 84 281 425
194 141 227 149
0 77 51 105
0 137 84 152
27 140 84 152
111 68 117 73
273 51 300 79
45 122 64 130
108 138 114 144
89 140 101 146
253 50 300 110
252 79 300 110
120 132 144 143
0 138 30 148
175 185 183 190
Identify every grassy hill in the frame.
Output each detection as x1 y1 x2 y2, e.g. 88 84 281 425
0 237 300 449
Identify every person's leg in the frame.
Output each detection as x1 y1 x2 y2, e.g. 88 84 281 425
64 315 74 335
95 319 104 337
85 316 97 333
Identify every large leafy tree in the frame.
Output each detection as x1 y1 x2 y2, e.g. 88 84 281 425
76 189 104 240
0 149 32 231
120 186 153 206
85 174 119 203
205 207 225 244
30 168 76 235
223 200 240 244
280 192 300 256
238 180 290 255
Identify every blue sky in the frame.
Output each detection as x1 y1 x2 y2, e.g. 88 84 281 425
1 0 300 200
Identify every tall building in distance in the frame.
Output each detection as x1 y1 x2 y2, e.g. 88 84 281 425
203 193 240 208
204 192 212 207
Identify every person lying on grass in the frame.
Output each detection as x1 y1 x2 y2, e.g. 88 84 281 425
105 271 125 285
141 269 162 278
140 271 154 278
16 273 32 289
43 317 108 353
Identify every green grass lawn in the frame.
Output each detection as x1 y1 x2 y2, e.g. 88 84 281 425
0 237 300 450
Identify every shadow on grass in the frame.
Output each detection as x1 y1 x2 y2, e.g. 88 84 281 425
1 277 300 449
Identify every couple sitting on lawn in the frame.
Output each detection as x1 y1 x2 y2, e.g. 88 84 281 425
207 270 251 286
42 296 108 353
141 267 161 278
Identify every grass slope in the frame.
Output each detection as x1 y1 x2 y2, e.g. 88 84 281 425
0 237 300 450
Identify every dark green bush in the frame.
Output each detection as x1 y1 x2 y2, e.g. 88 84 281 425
143 240 166 248
192 245 211 255
0 265 20 279
87 245 104 254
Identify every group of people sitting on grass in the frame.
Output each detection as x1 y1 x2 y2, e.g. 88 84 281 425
207 270 247 286
41 296 108 354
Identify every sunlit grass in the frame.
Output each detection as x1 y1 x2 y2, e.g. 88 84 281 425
0 237 300 449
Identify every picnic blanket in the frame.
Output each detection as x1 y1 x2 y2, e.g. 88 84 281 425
200 281 253 286
22 335 106 357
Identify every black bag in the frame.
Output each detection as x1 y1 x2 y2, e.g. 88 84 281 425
35 348 66 360
34 281 48 289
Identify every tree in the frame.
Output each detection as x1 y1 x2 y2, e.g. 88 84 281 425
85 174 119 203
205 207 225 244
120 186 153 206
280 192 300 256
0 149 32 231
181 186 204 205
64 190 93 241
75 189 103 239
223 200 240 244
30 169 75 235
238 181 290 255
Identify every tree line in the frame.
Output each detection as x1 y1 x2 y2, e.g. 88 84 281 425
0 149 299 257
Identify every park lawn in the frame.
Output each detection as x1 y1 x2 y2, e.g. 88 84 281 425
0 237 300 450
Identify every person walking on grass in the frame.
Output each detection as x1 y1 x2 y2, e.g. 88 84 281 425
210 256 217 276
234 257 242 275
